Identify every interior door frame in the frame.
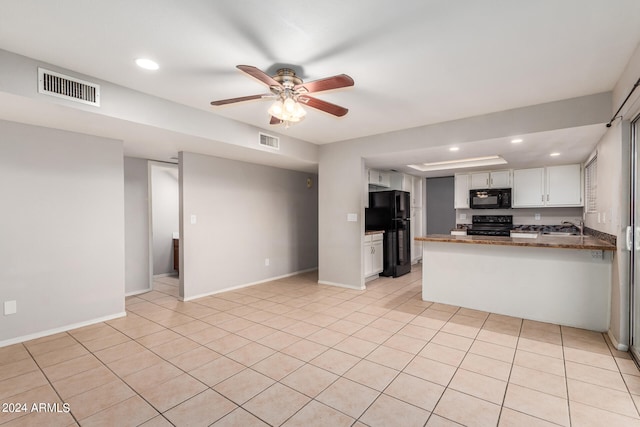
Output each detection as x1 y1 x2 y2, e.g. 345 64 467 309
630 114 640 361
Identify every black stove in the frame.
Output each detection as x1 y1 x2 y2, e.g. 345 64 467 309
467 215 513 236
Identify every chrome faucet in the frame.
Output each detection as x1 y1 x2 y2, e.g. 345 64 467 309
561 220 584 236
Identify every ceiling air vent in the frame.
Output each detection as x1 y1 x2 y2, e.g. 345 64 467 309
38 68 100 107
259 132 280 150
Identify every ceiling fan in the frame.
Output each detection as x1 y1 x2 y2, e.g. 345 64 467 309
210 65 354 127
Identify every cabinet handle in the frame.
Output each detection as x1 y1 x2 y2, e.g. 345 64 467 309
541 195 544 202
371 247 374 254
547 194 549 202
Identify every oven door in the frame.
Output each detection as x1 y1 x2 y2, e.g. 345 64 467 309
470 190 500 209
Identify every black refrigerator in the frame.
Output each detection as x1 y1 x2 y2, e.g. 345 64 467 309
365 190 411 277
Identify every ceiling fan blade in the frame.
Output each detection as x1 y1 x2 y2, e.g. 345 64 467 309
210 94 268 106
270 116 282 125
295 74 354 94
298 95 349 117
237 65 282 88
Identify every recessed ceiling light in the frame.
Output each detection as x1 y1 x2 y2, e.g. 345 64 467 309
408 155 507 172
135 58 159 70
550 152 561 157
449 147 459 152
511 138 523 143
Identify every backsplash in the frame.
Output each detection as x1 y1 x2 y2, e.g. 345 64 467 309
456 207 583 226
584 227 617 246
512 224 581 234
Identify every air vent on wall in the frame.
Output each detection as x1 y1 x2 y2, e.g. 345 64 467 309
38 68 100 107
259 132 279 150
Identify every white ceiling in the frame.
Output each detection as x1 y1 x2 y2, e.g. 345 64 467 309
1 0 639 173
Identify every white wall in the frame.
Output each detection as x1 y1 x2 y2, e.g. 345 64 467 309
0 120 125 345
589 41 640 348
124 156 150 294
180 152 318 300
151 163 179 276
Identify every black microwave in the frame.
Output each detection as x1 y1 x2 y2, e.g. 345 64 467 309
469 188 511 209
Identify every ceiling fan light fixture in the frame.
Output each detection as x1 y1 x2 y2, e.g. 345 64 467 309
269 95 306 125
210 65 353 127
268 100 283 117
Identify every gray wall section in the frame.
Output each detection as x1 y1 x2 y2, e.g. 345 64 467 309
0 120 125 344
151 163 179 276
124 157 150 294
180 152 318 300
426 177 455 234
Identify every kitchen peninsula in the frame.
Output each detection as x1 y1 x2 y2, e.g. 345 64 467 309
416 234 616 331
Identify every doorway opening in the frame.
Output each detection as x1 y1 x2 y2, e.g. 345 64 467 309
148 162 180 297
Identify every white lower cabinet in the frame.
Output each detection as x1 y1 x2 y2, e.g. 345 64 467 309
412 207 423 263
364 233 384 278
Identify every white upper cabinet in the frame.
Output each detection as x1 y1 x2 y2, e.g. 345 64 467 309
546 164 583 206
364 168 370 208
513 168 545 207
512 164 583 208
454 174 470 209
489 170 511 188
470 172 490 189
470 170 511 189
369 169 391 188
411 176 423 207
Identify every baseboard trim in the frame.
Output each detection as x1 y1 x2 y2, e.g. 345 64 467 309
608 329 629 352
317 280 365 291
182 268 318 302
0 311 127 348
125 287 152 297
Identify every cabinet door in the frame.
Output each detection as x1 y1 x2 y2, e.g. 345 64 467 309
454 174 470 208
546 164 583 206
364 243 373 276
364 168 370 208
470 172 490 189
490 170 511 188
379 171 391 188
412 207 423 262
412 177 423 207
513 168 545 207
372 240 384 274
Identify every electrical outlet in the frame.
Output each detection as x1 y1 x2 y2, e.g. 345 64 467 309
347 213 358 222
460 213 467 220
591 250 603 259
265 258 270 266
190 214 197 225
4 300 17 315
534 213 541 220
602 212 607 223
597 212 601 223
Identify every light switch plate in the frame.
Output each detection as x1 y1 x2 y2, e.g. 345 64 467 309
4 300 17 315
347 213 358 222
190 214 197 225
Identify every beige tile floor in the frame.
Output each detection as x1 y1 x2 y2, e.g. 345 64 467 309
2 266 640 426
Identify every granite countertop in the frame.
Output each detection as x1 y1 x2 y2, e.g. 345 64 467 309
365 230 385 235
415 234 616 251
